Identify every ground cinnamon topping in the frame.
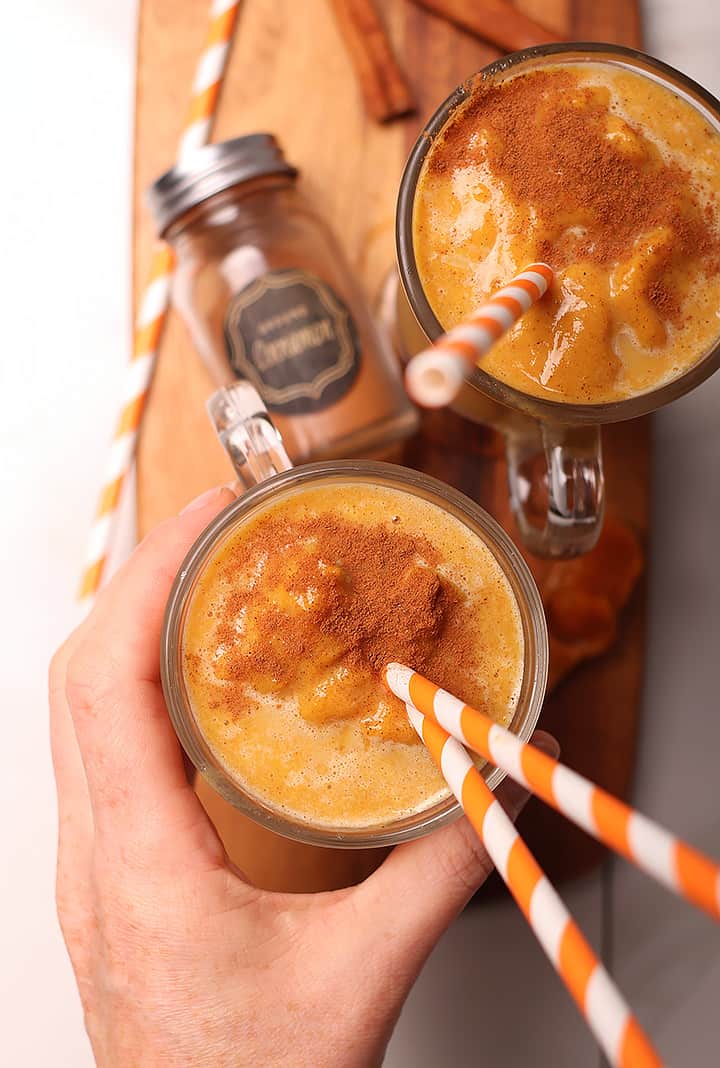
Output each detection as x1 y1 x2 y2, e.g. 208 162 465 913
216 513 456 681
430 68 720 273
203 511 483 739
648 278 681 322
183 485 524 823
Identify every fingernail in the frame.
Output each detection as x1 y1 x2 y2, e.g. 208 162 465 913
180 486 224 514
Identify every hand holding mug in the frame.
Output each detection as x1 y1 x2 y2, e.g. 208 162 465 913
50 486 558 1067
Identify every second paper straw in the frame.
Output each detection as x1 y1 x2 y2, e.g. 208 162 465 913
404 262 553 408
406 702 661 1068
386 662 720 922
77 0 241 609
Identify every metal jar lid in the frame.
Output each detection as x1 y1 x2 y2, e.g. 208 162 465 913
147 133 298 236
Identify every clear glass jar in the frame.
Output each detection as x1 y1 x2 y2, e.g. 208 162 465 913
148 134 417 465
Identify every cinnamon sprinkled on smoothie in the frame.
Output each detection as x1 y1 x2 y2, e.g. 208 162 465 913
430 69 720 270
188 511 487 744
648 278 681 323
216 514 456 683
182 482 525 826
415 61 720 404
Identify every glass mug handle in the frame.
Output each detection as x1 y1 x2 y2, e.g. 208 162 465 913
206 382 293 487
505 421 605 558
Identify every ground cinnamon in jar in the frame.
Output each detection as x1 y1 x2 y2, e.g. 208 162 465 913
148 134 417 468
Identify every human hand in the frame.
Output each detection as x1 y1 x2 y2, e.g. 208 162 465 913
50 486 558 1068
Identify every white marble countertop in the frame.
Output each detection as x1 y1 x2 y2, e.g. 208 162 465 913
3 1 719 1064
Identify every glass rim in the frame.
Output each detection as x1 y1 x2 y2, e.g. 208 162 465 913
396 42 720 425
160 459 549 849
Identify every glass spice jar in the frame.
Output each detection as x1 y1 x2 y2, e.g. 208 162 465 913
147 133 418 464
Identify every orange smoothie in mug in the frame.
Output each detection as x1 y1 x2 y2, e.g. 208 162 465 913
181 478 525 830
413 60 720 404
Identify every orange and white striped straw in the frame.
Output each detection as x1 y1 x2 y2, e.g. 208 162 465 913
404 262 553 408
77 0 241 609
385 663 720 922
405 702 662 1068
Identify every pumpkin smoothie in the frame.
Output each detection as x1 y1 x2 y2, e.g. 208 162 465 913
413 60 720 404
182 482 524 829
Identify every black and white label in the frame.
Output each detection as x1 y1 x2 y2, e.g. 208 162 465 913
223 268 361 415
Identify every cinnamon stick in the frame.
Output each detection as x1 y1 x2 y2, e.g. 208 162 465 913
409 0 562 52
328 0 415 123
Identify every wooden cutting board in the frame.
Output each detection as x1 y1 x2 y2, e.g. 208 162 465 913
133 0 647 890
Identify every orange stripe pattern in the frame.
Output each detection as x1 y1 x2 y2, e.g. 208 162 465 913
186 82 221 128
404 263 553 408
180 0 241 158
385 662 720 924
405 700 661 1067
78 1 241 607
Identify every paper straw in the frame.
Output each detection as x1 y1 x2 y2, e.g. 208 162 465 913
178 0 242 162
385 663 720 922
77 0 241 609
404 262 553 408
406 702 662 1068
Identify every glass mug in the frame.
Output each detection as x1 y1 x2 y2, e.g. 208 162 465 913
395 43 720 559
161 382 548 849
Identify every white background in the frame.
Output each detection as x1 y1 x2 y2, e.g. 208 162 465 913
2 1 718 1065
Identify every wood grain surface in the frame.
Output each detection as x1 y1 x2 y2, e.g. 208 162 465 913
133 0 647 891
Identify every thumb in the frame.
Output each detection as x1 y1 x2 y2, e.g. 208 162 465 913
352 730 560 981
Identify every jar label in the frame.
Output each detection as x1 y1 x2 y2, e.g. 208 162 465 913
224 269 361 414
